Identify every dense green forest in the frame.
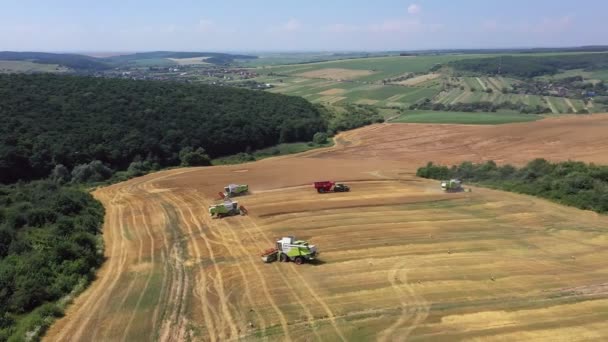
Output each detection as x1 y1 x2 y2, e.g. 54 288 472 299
0 181 104 340
0 74 326 183
450 53 608 78
417 159 608 213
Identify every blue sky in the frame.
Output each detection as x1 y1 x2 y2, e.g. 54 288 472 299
0 0 605 52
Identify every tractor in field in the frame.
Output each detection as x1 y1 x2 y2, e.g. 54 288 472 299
260 236 318 265
441 179 463 192
223 184 249 198
313 181 350 193
209 199 248 218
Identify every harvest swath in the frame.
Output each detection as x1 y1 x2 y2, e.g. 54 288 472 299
46 115 608 341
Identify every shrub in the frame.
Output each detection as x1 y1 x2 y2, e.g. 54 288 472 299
71 161 112 183
313 132 328 145
179 147 211 167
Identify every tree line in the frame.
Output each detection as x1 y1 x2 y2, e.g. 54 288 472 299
417 159 608 213
449 53 608 78
0 74 327 184
410 99 551 114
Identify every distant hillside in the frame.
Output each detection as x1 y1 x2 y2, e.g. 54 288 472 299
0 51 258 71
0 51 109 70
450 53 608 78
0 74 324 183
105 51 257 65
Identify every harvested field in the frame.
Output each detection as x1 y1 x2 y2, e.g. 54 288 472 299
46 115 608 341
296 68 375 80
168 57 210 65
318 88 347 96
394 73 441 86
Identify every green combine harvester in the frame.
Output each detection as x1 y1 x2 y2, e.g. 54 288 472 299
223 184 249 198
441 179 463 192
208 199 247 218
260 236 318 265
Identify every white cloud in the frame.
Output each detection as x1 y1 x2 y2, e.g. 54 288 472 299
408 4 421 15
198 19 215 33
482 19 499 31
325 23 359 33
480 16 573 34
282 18 301 32
533 16 572 33
369 19 422 33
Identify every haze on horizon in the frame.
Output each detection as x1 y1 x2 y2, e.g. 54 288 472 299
1 0 606 52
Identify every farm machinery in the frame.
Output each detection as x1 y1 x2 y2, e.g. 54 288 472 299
313 181 350 193
441 179 463 192
260 236 318 265
221 184 249 198
208 199 248 218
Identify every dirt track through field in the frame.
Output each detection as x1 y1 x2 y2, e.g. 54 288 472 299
45 115 608 341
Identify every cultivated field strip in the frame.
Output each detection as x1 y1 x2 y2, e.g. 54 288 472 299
46 116 608 340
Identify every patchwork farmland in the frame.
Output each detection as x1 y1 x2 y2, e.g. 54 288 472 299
249 54 606 115
46 115 608 341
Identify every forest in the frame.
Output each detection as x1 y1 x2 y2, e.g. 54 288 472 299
450 53 608 78
0 181 104 340
417 159 608 213
0 74 326 183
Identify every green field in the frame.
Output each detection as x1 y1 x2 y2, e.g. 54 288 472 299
267 77 438 106
250 52 607 115
263 54 493 82
236 52 395 67
0 60 69 73
393 110 541 124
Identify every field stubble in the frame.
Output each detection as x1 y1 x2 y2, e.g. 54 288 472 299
46 115 608 341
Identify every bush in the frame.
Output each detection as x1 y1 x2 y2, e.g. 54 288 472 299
179 147 211 167
71 160 112 183
49 164 71 184
313 132 328 145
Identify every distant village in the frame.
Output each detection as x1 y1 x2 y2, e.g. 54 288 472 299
90 65 274 90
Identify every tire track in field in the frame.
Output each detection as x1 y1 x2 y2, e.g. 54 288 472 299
91 181 148 341
49 169 203 341
164 192 234 340
162 192 220 342
377 260 429 342
164 192 238 340
55 188 129 341
178 192 268 332
100 200 144 341
138 179 176 340
158 201 190 342
184 192 298 340
237 209 347 341
188 193 296 337
121 198 158 341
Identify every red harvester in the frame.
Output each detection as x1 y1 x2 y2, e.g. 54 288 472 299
313 181 350 193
